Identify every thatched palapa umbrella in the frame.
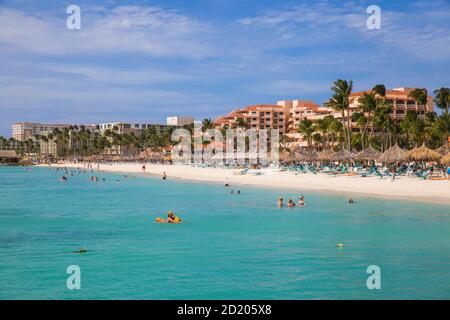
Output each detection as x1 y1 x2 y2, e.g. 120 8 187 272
305 150 321 161
378 144 406 163
440 152 450 166
356 146 381 161
280 152 295 163
331 149 355 161
318 150 334 161
406 144 441 162
436 145 450 156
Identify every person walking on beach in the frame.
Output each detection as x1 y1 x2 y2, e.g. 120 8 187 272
142 165 146 172
277 197 283 208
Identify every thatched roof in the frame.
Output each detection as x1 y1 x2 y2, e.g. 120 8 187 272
280 149 310 162
356 146 381 161
440 152 450 166
305 150 321 161
436 145 450 156
378 144 406 163
331 149 355 161
318 150 334 161
406 144 441 161
138 149 164 161
0 150 19 159
280 152 294 163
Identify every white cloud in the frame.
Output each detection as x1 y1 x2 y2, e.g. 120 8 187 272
238 1 450 61
0 6 219 58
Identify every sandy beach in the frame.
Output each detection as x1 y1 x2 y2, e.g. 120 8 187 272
44 163 450 204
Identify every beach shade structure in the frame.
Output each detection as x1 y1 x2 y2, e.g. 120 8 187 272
330 149 356 161
305 150 321 161
406 144 441 162
290 149 309 161
436 145 450 156
440 152 450 166
356 146 382 161
280 151 295 163
378 144 406 163
0 150 19 163
318 150 334 161
138 148 164 161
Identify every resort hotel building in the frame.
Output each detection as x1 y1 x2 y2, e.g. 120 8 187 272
213 87 435 138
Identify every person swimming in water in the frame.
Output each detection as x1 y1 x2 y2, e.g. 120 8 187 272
287 199 296 208
348 198 355 204
298 195 305 206
277 197 284 208
167 211 181 223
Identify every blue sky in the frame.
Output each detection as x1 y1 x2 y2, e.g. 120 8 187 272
0 0 449 136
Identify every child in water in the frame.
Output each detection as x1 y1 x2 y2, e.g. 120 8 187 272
287 199 296 208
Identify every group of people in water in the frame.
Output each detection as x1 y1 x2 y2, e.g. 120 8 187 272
277 195 305 208
278 195 355 208
53 166 116 183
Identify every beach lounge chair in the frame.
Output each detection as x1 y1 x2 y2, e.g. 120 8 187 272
233 168 249 175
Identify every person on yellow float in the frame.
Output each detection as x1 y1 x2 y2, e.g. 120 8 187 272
155 211 182 223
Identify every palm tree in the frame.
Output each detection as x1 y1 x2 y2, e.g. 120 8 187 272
234 118 249 130
408 88 428 107
315 115 335 150
434 87 450 116
327 79 353 150
202 118 214 131
298 119 315 151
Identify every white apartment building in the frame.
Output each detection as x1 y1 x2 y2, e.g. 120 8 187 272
166 116 194 126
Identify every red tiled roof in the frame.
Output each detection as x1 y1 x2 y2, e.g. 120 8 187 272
350 88 420 98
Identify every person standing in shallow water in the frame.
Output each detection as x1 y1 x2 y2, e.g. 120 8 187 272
277 197 283 208
162 172 167 180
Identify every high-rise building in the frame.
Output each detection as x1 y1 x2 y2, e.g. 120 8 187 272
12 122 71 141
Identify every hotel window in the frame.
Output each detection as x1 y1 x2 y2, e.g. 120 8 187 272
135 124 139 128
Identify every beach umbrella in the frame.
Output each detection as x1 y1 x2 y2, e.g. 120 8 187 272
304 150 321 161
331 149 356 161
280 152 295 163
406 144 441 162
293 149 311 161
440 152 450 166
318 150 334 161
378 144 406 163
356 146 381 161
436 145 450 156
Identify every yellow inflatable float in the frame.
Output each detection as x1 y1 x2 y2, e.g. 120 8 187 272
154 211 182 223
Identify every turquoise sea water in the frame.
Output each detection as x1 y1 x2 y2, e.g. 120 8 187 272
0 166 449 300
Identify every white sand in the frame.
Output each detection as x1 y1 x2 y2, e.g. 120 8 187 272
45 163 450 204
